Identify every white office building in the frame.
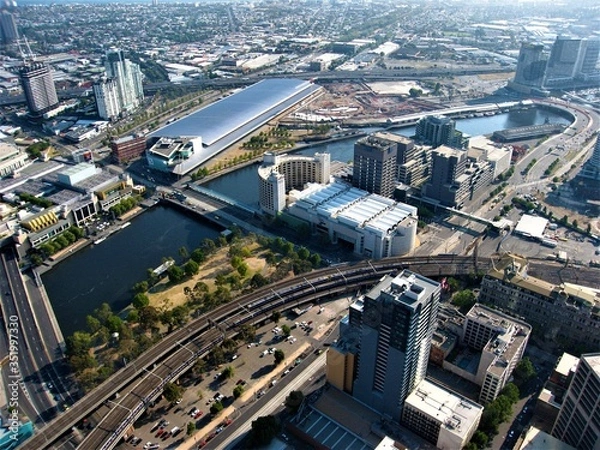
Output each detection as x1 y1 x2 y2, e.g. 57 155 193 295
403 379 484 450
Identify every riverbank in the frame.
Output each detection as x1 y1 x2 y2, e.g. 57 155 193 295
35 204 151 275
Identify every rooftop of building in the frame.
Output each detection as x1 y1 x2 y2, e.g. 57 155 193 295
357 131 411 149
514 214 549 239
150 78 319 146
554 352 579 378
58 162 96 178
487 253 600 308
581 353 600 377
366 269 440 309
433 144 464 158
418 114 453 124
467 304 531 377
467 303 532 333
147 137 199 159
518 426 576 450
0 160 65 195
0 141 18 157
404 379 483 440
113 134 143 145
148 78 321 175
431 329 457 352
289 180 417 237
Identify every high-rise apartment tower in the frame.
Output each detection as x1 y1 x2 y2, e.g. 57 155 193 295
513 42 547 89
103 48 144 113
352 270 440 420
19 62 58 116
353 132 401 197
552 353 600 450
0 10 18 44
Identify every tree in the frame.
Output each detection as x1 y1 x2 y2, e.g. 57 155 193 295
208 346 225 366
274 349 285 365
163 382 183 404
190 248 206 263
86 315 102 334
186 421 196 436
210 401 224 415
184 260 200 277
249 415 280 446
297 247 310 260
447 277 460 292
513 357 536 386
66 331 93 358
500 383 520 404
409 87 423 97
233 385 244 399
132 293 150 309
270 311 281 323
179 246 189 259
167 265 185 283
138 305 159 330
192 359 205 377
470 430 488 449
133 280 149 293
452 289 476 311
285 390 304 412
281 324 291 337
238 324 256 343
237 262 249 277
222 365 235 380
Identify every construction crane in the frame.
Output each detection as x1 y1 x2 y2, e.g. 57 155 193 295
16 36 35 63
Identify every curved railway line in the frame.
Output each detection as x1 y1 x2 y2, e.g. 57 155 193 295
19 254 588 449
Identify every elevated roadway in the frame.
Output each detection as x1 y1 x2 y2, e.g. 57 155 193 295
21 254 485 450
19 254 597 450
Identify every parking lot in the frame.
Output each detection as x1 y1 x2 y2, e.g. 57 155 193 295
116 295 351 449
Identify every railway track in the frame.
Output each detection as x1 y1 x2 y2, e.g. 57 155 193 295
23 254 585 449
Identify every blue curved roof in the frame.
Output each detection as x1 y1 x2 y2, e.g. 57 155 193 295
150 78 318 145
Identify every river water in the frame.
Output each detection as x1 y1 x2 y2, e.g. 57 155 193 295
43 107 571 337
204 107 572 207
42 205 222 337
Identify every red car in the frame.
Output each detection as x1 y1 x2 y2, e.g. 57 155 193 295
194 410 203 419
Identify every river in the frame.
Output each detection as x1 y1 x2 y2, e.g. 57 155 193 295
204 107 572 207
42 205 222 337
42 106 571 337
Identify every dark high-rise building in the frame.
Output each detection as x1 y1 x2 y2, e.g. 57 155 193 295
415 115 466 149
545 36 583 85
573 135 600 200
513 42 547 89
0 10 17 44
19 62 58 116
353 131 400 197
552 353 600 450
422 145 469 208
351 270 440 420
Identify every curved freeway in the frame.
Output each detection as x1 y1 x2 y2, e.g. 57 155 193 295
18 254 590 450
